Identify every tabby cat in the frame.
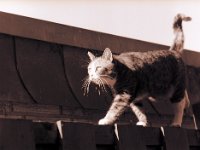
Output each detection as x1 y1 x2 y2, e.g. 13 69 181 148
84 14 191 127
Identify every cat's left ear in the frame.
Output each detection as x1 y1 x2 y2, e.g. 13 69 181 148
88 51 95 61
102 48 113 61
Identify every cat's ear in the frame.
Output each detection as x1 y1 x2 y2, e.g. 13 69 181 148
102 48 113 61
88 51 95 61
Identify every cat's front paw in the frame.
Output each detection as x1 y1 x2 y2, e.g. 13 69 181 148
98 118 112 125
136 121 147 127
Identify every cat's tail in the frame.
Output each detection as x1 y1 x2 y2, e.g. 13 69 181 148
169 13 192 53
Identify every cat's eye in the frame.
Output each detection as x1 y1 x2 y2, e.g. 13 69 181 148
95 66 102 71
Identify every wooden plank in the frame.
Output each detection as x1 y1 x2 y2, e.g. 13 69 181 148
34 122 60 150
186 129 200 147
58 122 97 150
117 125 146 150
183 50 200 67
0 12 168 53
0 119 35 150
95 125 115 145
187 67 200 105
0 102 104 122
0 101 195 129
141 127 163 146
163 127 189 150
95 125 116 150
34 122 58 145
0 33 33 103
12 103 61 115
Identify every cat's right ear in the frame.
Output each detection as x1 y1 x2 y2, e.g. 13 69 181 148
88 51 95 61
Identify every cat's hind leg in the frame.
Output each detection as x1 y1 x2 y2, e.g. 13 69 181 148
170 90 189 127
130 102 148 127
98 93 130 125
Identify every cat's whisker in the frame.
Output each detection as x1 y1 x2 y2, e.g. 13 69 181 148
82 82 88 88
98 79 103 95
81 76 89 82
82 78 91 96
99 78 107 93
84 84 89 96
100 78 109 91
82 81 88 92
82 80 88 88
100 77 109 85
86 81 91 95
83 84 88 96
97 78 105 95
98 89 101 95
94 79 101 95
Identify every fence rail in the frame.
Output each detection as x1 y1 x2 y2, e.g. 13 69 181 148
0 118 199 150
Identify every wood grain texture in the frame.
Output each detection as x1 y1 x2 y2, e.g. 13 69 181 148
95 125 115 145
0 34 33 103
117 125 146 150
60 122 97 150
15 37 80 107
163 127 190 150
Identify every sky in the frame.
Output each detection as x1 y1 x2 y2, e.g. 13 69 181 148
0 0 200 52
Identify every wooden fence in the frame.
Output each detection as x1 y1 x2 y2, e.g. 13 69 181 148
0 118 199 150
0 11 200 150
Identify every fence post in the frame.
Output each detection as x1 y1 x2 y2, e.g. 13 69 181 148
57 121 96 150
117 124 146 150
0 119 35 150
163 127 189 150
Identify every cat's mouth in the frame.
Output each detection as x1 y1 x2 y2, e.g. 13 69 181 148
82 76 107 96
89 74 99 81
90 76 105 85
89 75 114 85
91 76 116 88
83 75 116 96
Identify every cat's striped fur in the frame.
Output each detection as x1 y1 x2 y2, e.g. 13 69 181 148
85 14 191 127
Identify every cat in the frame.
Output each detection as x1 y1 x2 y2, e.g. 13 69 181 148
84 14 191 127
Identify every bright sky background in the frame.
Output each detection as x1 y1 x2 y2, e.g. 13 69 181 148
0 0 200 52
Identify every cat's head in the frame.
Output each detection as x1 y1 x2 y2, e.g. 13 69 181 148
87 48 114 83
83 48 115 95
